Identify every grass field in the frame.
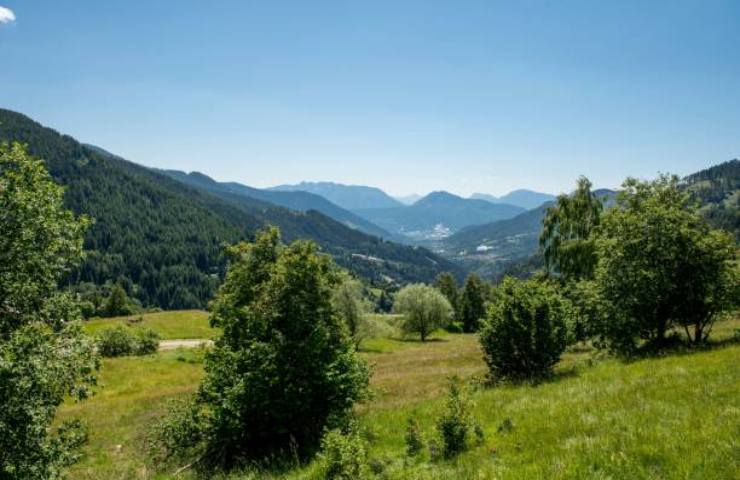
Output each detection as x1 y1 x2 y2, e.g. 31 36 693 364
83 310 217 340
60 313 740 479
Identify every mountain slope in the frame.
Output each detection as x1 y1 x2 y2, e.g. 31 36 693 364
471 189 556 210
355 191 525 240
0 109 463 308
270 181 404 210
683 159 739 238
160 170 396 240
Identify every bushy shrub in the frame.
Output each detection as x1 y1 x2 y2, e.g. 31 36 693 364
435 378 482 458
97 325 160 357
319 427 371 480
479 277 569 380
133 327 160 355
404 418 424 457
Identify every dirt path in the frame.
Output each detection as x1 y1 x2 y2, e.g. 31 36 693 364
159 339 213 351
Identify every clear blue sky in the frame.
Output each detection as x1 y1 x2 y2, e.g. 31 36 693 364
1 1 738 196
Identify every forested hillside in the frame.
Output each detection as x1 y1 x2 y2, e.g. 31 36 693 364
160 169 395 240
684 159 739 238
0 109 462 308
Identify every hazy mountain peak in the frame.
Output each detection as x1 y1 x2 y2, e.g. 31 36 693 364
471 189 556 210
269 181 403 210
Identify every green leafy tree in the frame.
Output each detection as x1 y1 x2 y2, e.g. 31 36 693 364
434 272 460 319
459 274 486 332
479 277 569 379
593 175 738 352
154 227 369 470
332 274 373 346
103 283 130 317
540 176 603 281
393 284 453 341
0 143 99 479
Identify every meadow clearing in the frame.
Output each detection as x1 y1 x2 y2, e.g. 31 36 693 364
62 312 740 479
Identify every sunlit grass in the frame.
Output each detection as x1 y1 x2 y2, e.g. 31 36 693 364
60 315 740 479
83 310 217 340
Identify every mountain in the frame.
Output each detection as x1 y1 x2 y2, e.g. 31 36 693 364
683 159 739 239
471 189 556 210
270 181 404 210
395 193 423 205
0 108 463 308
354 191 525 240
159 170 396 240
439 189 616 277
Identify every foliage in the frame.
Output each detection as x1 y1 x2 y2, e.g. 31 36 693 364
593 175 738 353
96 325 160 357
540 176 603 281
404 418 424 457
319 426 371 480
393 284 453 341
0 143 99 479
153 228 369 471
434 273 460 320
480 277 569 379
435 378 482 458
459 274 487 332
331 274 373 346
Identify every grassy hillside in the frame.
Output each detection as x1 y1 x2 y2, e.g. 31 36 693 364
83 310 216 340
59 314 739 479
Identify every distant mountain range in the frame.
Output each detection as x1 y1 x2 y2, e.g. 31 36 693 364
270 181 404 210
354 191 525 240
470 189 556 210
395 193 423 205
0 108 463 309
160 170 397 240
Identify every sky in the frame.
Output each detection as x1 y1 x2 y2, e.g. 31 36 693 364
1 1 738 197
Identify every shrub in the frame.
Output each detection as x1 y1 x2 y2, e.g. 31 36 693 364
97 325 160 357
404 418 424 457
319 427 371 480
393 284 453 341
97 325 136 357
133 327 160 355
436 378 482 458
479 277 569 380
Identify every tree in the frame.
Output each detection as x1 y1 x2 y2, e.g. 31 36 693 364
479 277 569 379
331 274 372 346
434 272 460 319
0 143 99 478
459 274 486 332
593 175 737 353
393 284 452 341
153 228 369 470
103 283 130 317
540 176 603 281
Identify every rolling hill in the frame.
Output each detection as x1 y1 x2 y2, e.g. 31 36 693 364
0 108 463 308
270 181 404 210
354 191 525 240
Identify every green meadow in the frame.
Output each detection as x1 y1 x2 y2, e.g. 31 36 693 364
59 312 740 479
